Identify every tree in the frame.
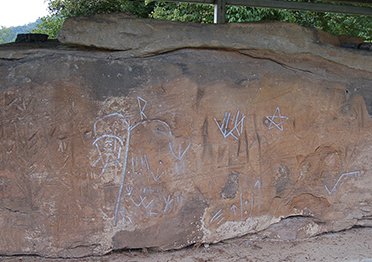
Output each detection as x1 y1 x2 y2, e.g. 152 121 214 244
33 0 156 38
152 3 371 40
151 3 213 23
33 15 65 38
0 26 13 44
36 0 371 41
47 0 154 18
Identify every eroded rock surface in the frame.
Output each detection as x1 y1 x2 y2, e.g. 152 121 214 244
58 14 372 72
0 16 371 258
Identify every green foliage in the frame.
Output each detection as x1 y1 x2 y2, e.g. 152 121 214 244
32 15 64 39
37 0 371 41
33 0 155 38
226 6 291 23
268 9 372 40
312 13 371 40
151 3 213 23
0 27 12 44
48 0 154 18
152 4 371 40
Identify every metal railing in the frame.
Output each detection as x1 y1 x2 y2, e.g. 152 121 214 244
154 0 372 23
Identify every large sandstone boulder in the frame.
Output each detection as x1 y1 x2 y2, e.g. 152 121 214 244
0 15 371 258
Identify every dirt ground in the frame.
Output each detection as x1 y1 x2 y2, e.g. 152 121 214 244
1 227 371 262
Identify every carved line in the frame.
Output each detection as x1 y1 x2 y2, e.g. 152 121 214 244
230 204 238 215
239 192 243 221
250 192 254 216
130 195 154 209
144 199 154 209
92 135 124 176
129 119 173 135
325 171 361 195
119 209 133 224
92 134 124 147
210 209 224 224
168 142 191 161
131 157 137 176
143 155 165 182
95 109 190 225
137 96 147 120
265 107 288 131
131 196 144 207
114 128 132 226
176 195 183 204
93 113 129 136
254 179 261 189
163 195 174 213
114 118 173 225
214 111 245 140
126 185 133 196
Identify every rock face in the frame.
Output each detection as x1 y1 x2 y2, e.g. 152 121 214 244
58 14 372 72
1 15 372 258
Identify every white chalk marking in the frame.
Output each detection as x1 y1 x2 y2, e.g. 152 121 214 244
210 209 224 224
92 134 124 176
93 113 129 136
239 192 243 221
214 110 245 141
137 96 147 120
119 209 133 224
94 102 190 226
144 199 154 209
230 204 238 215
254 179 261 189
163 195 174 213
176 195 183 204
131 195 147 207
114 128 131 226
169 142 191 161
325 171 361 195
143 155 164 182
126 185 133 196
265 107 288 131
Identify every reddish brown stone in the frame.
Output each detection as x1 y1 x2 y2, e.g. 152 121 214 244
0 17 371 258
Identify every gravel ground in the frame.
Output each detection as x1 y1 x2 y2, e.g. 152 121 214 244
2 227 372 262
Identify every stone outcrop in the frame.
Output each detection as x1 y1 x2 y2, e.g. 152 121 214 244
0 15 371 258
15 33 49 43
58 14 372 72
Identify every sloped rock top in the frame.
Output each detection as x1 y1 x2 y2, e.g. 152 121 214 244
58 14 372 72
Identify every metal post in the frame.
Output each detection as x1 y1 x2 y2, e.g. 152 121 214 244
214 0 226 24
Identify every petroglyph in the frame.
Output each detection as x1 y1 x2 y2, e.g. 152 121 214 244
325 171 362 195
230 204 238 215
137 96 147 120
119 209 133 224
163 195 174 213
92 134 124 176
264 107 288 131
254 179 261 189
91 97 190 226
169 142 191 161
214 111 245 140
210 209 224 225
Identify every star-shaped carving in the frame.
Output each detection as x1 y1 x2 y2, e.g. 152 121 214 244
265 107 288 131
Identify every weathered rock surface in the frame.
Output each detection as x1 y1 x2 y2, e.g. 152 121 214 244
58 14 372 72
0 16 372 258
